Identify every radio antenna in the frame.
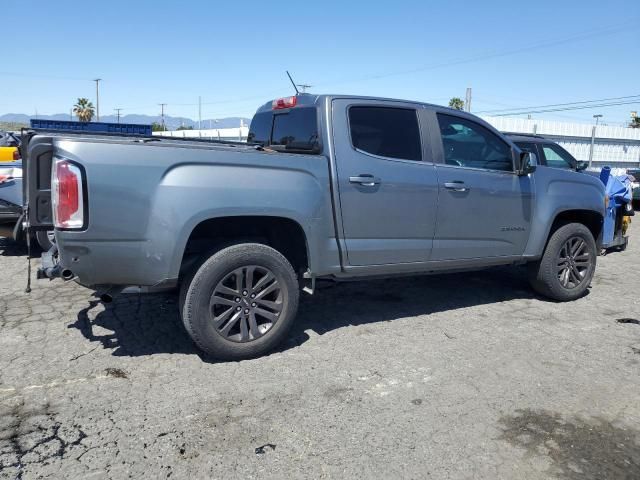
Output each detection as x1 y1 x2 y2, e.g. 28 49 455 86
286 71 300 95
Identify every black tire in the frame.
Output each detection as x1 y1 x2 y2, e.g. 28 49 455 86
528 223 597 301
181 243 299 360
35 230 55 251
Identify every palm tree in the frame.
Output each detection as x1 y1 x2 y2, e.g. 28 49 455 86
448 97 465 111
73 98 95 122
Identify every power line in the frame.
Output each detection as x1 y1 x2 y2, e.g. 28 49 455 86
315 19 638 88
3 19 636 119
476 94 640 114
489 100 640 117
0 71 92 81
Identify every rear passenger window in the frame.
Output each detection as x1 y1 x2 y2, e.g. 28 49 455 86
437 114 513 172
349 107 421 161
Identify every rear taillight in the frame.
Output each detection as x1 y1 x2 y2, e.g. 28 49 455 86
272 96 297 110
52 159 84 229
12 149 20 161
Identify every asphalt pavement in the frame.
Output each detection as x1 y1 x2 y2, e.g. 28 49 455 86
0 225 639 479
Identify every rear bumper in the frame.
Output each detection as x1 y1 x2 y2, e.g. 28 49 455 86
45 233 178 291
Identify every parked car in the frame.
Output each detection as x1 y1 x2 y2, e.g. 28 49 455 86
505 133 587 171
0 161 54 250
24 94 606 360
627 168 640 209
0 132 21 162
0 161 23 239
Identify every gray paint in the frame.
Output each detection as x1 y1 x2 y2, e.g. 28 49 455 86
27 94 606 288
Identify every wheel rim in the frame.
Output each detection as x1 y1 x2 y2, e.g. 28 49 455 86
209 265 283 343
556 236 591 289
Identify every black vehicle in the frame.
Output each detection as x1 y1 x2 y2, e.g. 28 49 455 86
505 133 588 171
628 168 640 209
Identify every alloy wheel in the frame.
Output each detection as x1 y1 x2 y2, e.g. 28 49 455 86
209 265 283 342
556 236 591 289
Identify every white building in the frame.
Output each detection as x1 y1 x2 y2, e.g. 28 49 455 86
481 116 640 168
154 115 640 168
153 125 249 141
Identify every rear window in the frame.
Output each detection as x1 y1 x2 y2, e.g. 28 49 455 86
348 106 421 161
247 111 272 145
248 107 320 152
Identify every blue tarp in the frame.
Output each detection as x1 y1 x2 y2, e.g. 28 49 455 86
599 167 633 247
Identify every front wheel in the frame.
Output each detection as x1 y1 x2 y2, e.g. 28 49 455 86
181 243 299 360
528 223 597 301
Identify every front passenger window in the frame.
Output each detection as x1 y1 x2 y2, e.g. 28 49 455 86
437 114 514 172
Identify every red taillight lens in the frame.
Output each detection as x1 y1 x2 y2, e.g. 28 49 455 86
272 96 297 110
53 160 84 229
12 149 20 161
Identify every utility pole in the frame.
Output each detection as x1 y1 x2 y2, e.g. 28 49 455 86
465 87 472 112
159 103 167 131
588 114 603 168
70 108 73 120
297 83 312 93
93 78 102 121
198 96 202 130
114 108 123 124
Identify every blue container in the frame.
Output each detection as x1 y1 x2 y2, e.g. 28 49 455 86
30 119 152 136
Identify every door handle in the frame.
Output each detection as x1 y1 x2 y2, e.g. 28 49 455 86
444 181 469 192
349 175 381 186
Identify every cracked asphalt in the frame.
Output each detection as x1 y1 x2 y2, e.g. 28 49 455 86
1 226 639 479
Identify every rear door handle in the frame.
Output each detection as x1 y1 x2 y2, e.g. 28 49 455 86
444 181 469 192
349 175 381 186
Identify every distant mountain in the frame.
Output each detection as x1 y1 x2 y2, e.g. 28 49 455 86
0 113 251 131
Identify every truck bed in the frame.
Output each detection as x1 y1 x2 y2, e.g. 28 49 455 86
24 132 340 288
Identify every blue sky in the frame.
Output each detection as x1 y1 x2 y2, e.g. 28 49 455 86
1 0 638 125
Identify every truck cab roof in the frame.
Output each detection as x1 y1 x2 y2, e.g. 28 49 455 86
253 93 471 116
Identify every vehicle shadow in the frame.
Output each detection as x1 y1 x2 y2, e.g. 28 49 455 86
0 235 27 257
0 235 44 258
68 266 545 362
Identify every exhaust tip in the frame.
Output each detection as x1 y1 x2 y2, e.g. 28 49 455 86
61 269 74 280
100 293 113 304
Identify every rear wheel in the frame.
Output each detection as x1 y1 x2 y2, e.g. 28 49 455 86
528 223 597 301
181 243 299 360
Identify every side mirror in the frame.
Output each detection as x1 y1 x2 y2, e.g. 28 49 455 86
517 151 537 176
576 161 588 172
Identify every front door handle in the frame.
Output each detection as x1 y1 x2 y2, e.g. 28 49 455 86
444 181 469 192
349 175 381 186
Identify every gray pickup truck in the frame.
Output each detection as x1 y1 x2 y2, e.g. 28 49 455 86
23 93 606 360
